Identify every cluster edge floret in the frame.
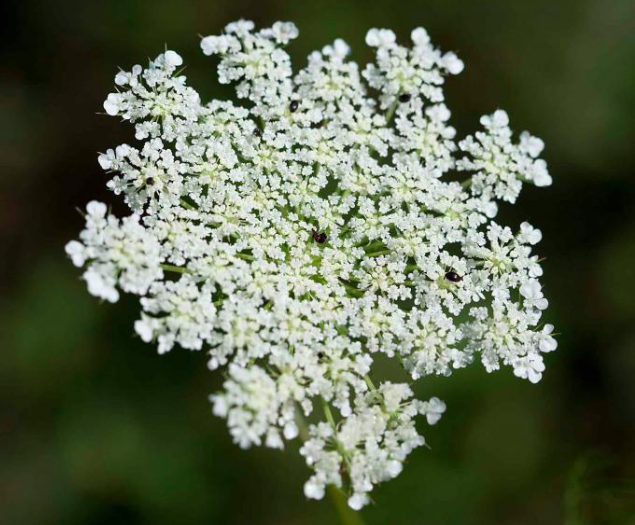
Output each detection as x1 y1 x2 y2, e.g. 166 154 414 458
66 20 557 510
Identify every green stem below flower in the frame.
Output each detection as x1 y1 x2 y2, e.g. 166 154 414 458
296 402 368 525
327 485 367 525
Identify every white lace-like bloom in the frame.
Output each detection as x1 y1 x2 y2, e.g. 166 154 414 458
66 21 557 509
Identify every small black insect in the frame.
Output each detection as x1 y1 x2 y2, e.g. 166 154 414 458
289 100 299 112
145 177 155 186
253 127 262 138
312 229 327 244
399 93 411 103
445 271 462 283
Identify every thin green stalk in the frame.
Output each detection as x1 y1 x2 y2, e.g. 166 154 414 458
321 397 337 428
160 264 190 274
296 404 368 525
179 198 197 210
343 285 365 298
385 100 398 125
327 485 367 525
338 189 351 206
296 407 310 442
366 250 391 257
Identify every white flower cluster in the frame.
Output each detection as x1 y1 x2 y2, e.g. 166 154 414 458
66 21 557 509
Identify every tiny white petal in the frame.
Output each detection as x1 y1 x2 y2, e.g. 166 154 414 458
164 50 183 67
134 318 154 342
442 52 464 74
65 240 86 267
348 493 368 510
114 72 128 86
86 201 107 218
103 93 121 116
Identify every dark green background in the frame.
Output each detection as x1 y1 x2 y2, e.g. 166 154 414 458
1 1 634 523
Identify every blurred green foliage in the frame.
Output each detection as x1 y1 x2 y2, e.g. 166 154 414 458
1 0 635 523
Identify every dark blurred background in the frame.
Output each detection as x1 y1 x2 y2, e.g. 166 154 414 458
1 1 635 524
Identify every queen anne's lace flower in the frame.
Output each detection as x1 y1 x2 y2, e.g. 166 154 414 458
66 21 557 509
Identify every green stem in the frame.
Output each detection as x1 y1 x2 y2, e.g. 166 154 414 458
295 405 368 525
365 250 391 257
321 397 337 428
338 189 351 206
364 374 376 392
317 400 368 525
179 198 197 210
295 407 310 442
385 100 398 125
343 285 365 298
327 485 367 525
160 264 190 274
